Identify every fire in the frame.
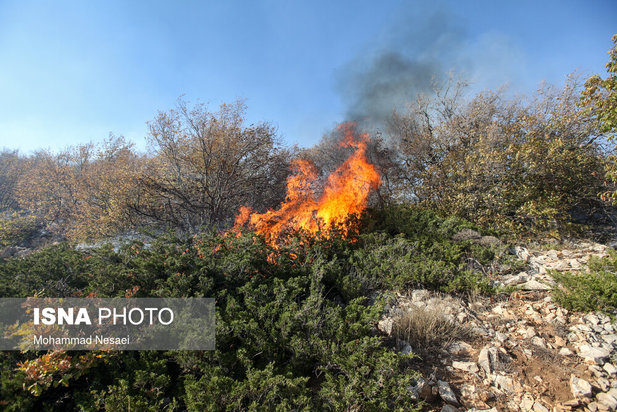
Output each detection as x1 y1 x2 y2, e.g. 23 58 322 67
233 123 381 246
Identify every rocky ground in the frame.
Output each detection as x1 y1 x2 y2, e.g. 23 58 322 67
378 239 617 412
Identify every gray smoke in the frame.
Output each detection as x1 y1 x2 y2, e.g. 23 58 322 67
335 9 468 126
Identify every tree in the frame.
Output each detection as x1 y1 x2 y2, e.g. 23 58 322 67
388 76 606 235
580 34 617 201
131 99 292 231
15 136 142 240
0 150 25 212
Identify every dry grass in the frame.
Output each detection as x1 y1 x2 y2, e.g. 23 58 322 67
392 304 469 354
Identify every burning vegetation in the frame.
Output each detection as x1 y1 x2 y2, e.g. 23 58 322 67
233 123 381 246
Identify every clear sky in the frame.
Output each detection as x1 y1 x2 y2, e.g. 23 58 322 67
0 0 615 153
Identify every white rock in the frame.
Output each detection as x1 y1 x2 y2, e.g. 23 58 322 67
570 259 583 270
411 289 430 302
579 345 611 364
596 393 617 411
478 346 509 376
452 361 479 373
584 314 600 326
495 332 508 343
513 246 530 261
504 273 529 285
467 409 498 412
377 318 393 335
519 280 551 291
590 364 607 378
604 363 617 376
570 375 593 398
531 336 546 348
524 326 537 339
532 401 549 412
521 393 535 411
494 375 515 393
602 334 617 345
408 377 425 400
559 347 574 356
596 377 611 392
448 341 473 356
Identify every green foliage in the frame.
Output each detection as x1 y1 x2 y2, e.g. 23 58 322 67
0 212 39 248
581 34 617 202
390 77 607 237
0 206 499 410
552 250 617 314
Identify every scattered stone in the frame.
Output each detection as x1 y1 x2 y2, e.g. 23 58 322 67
590 364 607 378
513 246 530 261
408 377 424 400
602 335 617 345
441 405 459 412
560 347 574 356
578 345 611 364
411 289 430 302
479 390 496 402
494 375 515 393
519 280 551 291
524 326 537 339
570 375 593 398
420 381 436 402
560 399 581 409
495 331 508 343
377 318 393 335
532 401 549 412
448 341 473 356
438 380 459 406
596 393 617 412
521 393 535 411
452 361 479 373
400 343 413 355
604 363 617 376
478 346 510 376
531 336 546 348
584 314 600 326
504 272 529 286
597 377 611 392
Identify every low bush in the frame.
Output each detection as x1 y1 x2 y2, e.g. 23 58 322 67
0 205 500 410
0 212 39 248
552 251 617 314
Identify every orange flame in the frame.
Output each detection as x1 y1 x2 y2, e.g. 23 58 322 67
234 123 381 246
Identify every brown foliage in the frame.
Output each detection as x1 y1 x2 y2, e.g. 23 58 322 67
131 99 292 231
15 136 142 240
386 76 608 235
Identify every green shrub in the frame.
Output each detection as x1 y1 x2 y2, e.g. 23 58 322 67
0 206 500 410
552 251 617 313
0 212 39 248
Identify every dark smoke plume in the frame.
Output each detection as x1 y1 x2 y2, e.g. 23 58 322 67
335 9 468 126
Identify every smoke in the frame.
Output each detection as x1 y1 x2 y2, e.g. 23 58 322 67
335 8 469 127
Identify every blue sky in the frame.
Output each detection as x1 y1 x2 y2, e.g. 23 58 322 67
0 0 615 152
